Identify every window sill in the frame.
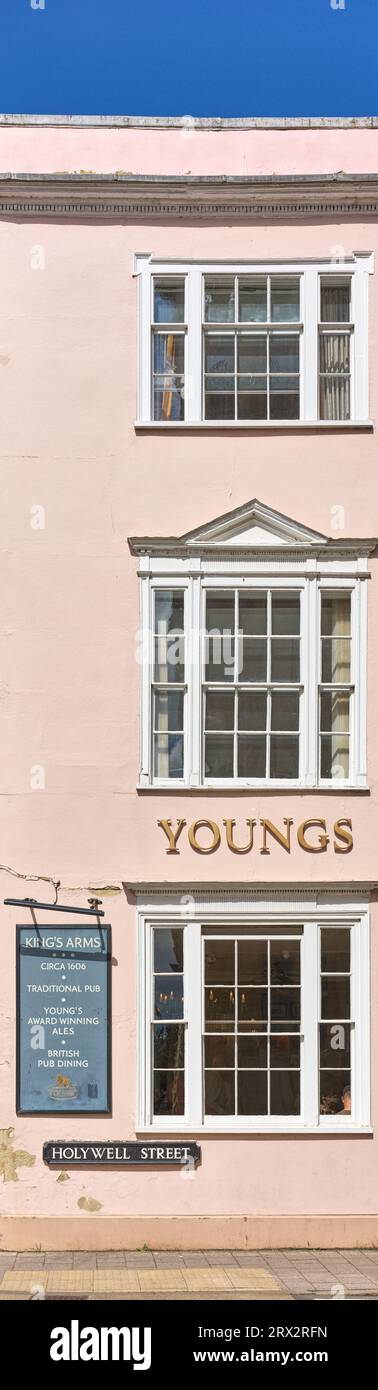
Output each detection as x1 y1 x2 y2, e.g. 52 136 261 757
137 781 369 793
136 1122 373 1136
135 419 374 432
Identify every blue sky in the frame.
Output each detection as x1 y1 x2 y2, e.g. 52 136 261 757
1 0 377 117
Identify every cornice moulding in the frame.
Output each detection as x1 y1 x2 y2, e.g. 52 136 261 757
1 115 378 129
1 172 378 218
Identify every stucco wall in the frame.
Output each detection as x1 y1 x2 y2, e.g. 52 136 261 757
1 123 377 1236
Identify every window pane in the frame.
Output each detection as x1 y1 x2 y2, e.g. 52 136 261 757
205 939 235 985
321 977 350 1020
238 1035 267 1067
204 280 235 322
320 691 349 733
237 389 267 419
270 1071 300 1115
272 593 300 635
319 373 350 422
271 638 300 682
321 644 351 684
205 390 235 421
321 282 350 323
238 638 267 682
270 1035 300 1068
320 1022 350 1069
154 976 184 1019
320 1073 351 1115
271 988 300 1022
154 280 185 323
205 1035 235 1067
238 988 268 1023
321 595 351 681
153 379 184 422
320 736 349 780
154 635 185 682
206 592 235 633
321 928 350 974
155 590 184 633
153 333 185 423
154 691 184 732
205 1070 235 1114
270 388 299 420
153 1023 185 1069
239 692 267 730
319 333 350 421
239 278 267 322
270 735 299 778
205 734 234 777
321 593 351 638
154 1071 184 1115
239 592 267 635
206 593 235 681
238 1070 267 1115
205 690 234 730
319 332 350 374
154 733 184 778
205 987 235 1028
238 336 267 373
271 279 300 322
270 386 300 420
238 939 268 985
270 336 299 372
154 928 183 974
238 735 266 777
271 691 299 730
204 336 235 373
271 941 300 984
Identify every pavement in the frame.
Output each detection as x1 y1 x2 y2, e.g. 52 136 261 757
1 1248 378 1299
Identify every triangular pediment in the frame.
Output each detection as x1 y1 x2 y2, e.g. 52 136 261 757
181 499 327 549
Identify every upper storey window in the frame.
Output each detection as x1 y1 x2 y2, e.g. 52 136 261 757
204 275 300 422
136 254 372 426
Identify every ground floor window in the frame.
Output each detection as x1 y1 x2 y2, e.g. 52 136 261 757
137 899 370 1132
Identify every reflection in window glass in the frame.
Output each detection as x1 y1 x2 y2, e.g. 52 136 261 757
204 935 301 1116
203 589 301 781
319 927 352 1117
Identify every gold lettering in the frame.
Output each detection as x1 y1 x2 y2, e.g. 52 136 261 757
223 819 256 854
157 818 186 854
188 819 221 854
333 818 353 853
260 818 293 855
297 819 329 853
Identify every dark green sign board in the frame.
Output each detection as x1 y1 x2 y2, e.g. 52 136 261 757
16 925 111 1114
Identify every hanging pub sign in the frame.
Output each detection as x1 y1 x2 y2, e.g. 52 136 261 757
16 925 111 1115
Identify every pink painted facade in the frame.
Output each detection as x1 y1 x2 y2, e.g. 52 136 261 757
1 117 378 1248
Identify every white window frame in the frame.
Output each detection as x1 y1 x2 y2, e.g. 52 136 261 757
138 557 368 790
135 253 373 427
136 893 371 1134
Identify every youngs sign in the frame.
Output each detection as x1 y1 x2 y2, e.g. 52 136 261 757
158 816 353 856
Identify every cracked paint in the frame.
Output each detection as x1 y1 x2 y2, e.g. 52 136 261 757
0 1128 36 1182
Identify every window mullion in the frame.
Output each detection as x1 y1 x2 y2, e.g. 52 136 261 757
302 922 319 1125
188 574 201 785
187 268 202 422
186 921 203 1127
302 266 318 421
304 578 318 786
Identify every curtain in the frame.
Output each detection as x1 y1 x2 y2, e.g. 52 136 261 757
319 333 350 420
154 333 182 421
321 285 350 323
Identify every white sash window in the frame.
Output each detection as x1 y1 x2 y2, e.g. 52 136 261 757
135 254 373 427
136 897 370 1133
